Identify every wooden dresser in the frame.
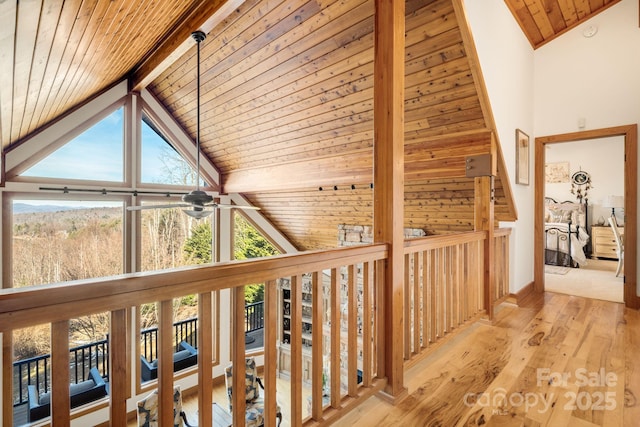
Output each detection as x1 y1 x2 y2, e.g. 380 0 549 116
591 225 623 260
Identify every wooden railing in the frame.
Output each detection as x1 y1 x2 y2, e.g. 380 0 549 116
401 228 511 364
0 244 388 426
1 229 510 425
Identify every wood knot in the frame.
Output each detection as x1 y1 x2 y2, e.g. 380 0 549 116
527 331 545 346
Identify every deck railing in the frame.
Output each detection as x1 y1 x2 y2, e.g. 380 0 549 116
13 313 252 406
244 300 264 333
12 338 109 406
140 317 199 363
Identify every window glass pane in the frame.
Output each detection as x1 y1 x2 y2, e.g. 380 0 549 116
139 204 213 272
22 108 124 181
234 213 279 352
12 200 123 287
141 116 205 186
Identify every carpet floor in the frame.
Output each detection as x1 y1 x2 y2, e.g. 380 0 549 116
545 258 623 303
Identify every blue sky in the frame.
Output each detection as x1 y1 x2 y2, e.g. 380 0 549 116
22 108 193 184
17 107 196 209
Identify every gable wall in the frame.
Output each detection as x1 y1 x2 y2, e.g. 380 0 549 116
464 0 535 294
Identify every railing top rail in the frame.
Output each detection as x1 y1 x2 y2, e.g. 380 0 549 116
403 231 486 253
244 300 265 309
402 227 512 254
494 227 513 237
0 243 388 332
140 316 198 335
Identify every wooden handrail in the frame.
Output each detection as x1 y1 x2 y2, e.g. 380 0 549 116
1 231 509 425
2 243 389 426
400 228 511 365
403 231 486 253
0 244 387 332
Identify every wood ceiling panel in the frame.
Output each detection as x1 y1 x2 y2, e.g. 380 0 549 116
4 0 520 250
1 0 202 147
504 0 622 48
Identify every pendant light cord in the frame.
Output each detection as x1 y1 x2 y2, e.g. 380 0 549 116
192 31 206 192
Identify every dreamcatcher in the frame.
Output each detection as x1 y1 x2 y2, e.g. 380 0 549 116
570 169 591 203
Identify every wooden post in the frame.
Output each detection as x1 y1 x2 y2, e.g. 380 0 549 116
310 272 323 420
374 0 406 400
158 300 174 425
474 176 495 320
289 275 303 422
109 309 128 426
264 280 278 426
198 292 213 427
3 331 12 427
51 320 70 425
231 286 246 426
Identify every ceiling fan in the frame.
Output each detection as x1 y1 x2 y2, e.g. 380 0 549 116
128 31 258 219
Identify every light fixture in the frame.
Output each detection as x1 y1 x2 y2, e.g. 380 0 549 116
582 24 598 38
602 195 624 223
184 30 213 219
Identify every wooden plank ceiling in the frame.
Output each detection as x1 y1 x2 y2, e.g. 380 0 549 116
1 0 521 251
504 0 621 49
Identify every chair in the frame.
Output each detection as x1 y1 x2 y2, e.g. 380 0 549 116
224 358 282 427
28 367 108 422
608 216 624 277
141 340 198 382
137 386 194 427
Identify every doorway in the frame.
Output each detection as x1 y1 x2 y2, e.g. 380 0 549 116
534 125 638 309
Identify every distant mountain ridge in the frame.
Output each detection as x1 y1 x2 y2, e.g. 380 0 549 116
13 203 84 214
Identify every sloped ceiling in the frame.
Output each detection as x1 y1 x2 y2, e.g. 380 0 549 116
504 0 621 49
1 0 523 251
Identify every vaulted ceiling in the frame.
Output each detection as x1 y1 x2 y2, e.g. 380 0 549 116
0 0 616 250
504 0 621 48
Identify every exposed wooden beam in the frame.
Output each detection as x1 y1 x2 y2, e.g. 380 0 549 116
374 0 406 401
131 0 245 92
223 153 373 193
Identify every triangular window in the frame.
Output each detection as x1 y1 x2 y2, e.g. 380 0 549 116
22 108 124 181
141 114 203 186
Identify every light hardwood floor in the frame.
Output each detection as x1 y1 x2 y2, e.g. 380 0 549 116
133 292 640 426
339 292 639 426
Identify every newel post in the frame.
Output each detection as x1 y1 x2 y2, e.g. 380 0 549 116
468 148 496 320
373 0 407 400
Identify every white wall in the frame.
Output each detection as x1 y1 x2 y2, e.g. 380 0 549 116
534 0 640 294
464 0 535 293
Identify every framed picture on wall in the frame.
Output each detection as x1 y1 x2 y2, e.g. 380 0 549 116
545 161 570 183
516 129 530 185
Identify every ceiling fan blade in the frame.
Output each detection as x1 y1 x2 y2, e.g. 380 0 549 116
127 203 192 211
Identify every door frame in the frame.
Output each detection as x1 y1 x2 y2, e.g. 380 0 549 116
534 124 638 309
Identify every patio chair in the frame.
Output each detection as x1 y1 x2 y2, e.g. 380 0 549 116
224 357 282 427
137 385 194 427
27 367 108 422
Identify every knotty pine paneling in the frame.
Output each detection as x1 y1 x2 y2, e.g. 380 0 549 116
247 178 484 251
